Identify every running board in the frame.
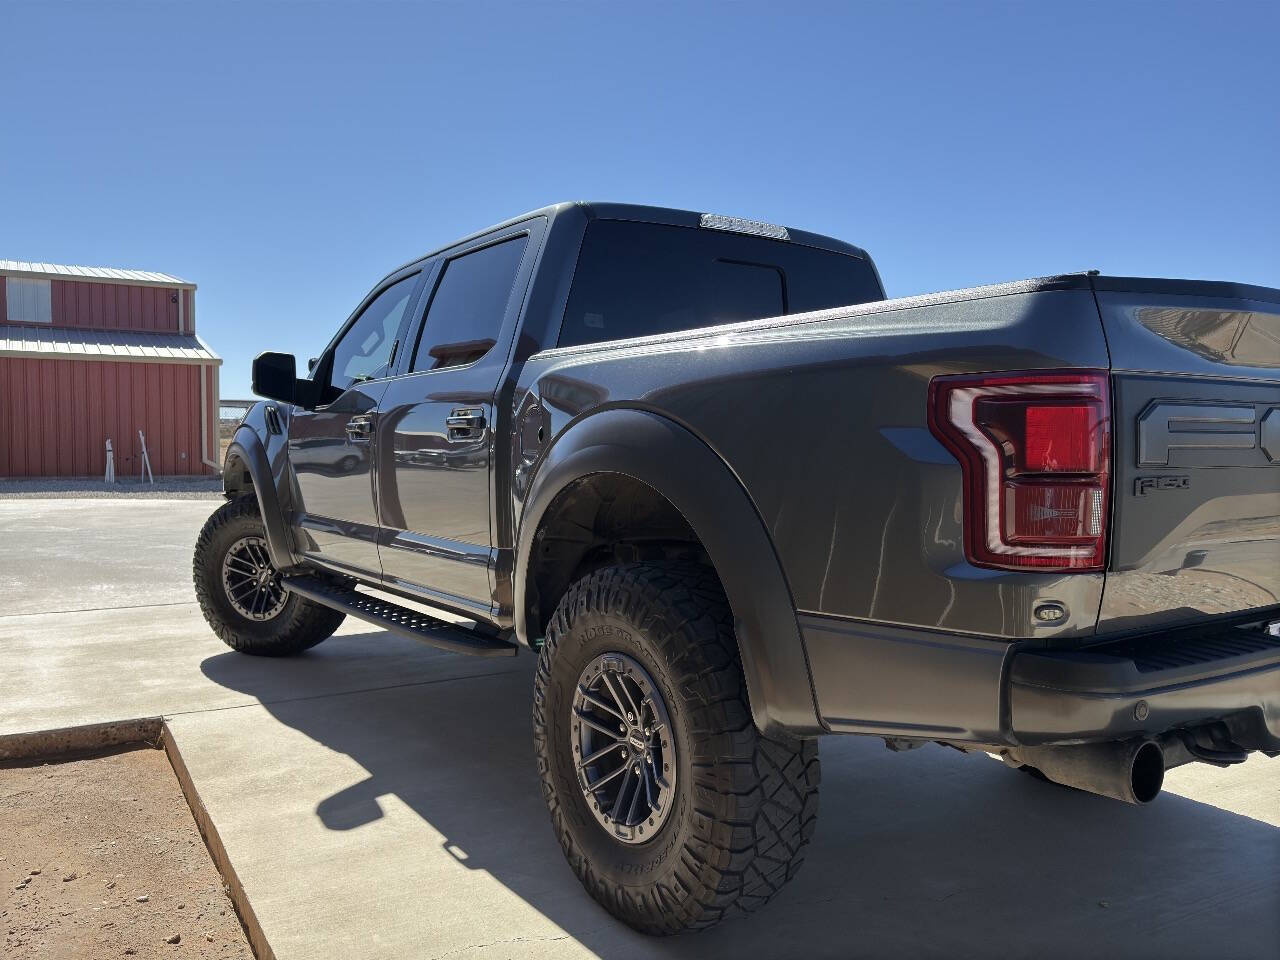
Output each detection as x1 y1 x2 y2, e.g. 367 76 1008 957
283 575 517 658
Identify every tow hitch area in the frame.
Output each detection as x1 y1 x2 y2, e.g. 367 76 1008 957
1001 719 1254 805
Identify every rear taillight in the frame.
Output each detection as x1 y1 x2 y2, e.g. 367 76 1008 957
927 371 1111 571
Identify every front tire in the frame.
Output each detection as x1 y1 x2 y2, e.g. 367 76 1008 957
533 562 820 934
193 496 344 656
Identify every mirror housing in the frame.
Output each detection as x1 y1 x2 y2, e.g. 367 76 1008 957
252 352 321 410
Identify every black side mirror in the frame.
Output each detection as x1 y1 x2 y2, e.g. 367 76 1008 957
252 352 321 409
307 357 319 372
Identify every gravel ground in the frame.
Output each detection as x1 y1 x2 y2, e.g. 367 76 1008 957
1 747 252 959
0 479 223 500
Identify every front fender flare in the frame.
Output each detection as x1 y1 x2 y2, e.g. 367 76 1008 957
515 408 823 736
224 424 296 571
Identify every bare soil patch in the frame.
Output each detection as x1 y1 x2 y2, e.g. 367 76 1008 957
1 747 252 959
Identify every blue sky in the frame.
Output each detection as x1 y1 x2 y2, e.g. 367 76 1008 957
3 1 1277 399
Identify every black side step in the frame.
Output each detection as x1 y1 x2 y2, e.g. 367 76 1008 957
283 575 517 658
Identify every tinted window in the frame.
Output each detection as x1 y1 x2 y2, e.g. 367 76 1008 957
559 220 882 348
411 235 529 372
329 273 418 392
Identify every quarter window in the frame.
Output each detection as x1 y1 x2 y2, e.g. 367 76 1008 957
411 235 529 372
558 220 881 348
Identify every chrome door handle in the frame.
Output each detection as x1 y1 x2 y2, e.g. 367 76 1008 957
445 408 485 429
345 416 372 442
446 407 486 440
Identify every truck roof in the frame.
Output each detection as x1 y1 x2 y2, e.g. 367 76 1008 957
403 201 873 269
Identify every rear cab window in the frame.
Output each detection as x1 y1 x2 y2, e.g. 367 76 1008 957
558 220 881 348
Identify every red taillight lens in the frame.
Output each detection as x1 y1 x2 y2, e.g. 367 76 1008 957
927 371 1111 571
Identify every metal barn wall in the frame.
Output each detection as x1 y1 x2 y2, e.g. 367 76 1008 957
52 280 181 332
0 357 213 477
0 277 182 332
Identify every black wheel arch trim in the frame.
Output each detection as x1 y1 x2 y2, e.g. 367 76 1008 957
514 407 824 736
224 424 297 572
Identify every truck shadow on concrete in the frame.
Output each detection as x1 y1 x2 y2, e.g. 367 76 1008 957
201 634 1280 960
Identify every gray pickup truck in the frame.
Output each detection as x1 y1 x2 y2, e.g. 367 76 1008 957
195 202 1280 934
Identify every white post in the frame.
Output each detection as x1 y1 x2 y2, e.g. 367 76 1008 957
138 429 154 484
104 439 115 483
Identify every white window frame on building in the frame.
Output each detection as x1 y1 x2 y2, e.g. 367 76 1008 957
7 277 52 324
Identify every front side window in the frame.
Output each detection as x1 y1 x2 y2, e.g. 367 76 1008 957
328 273 418 393
410 235 529 372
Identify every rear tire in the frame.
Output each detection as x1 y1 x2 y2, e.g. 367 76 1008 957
193 496 344 656
533 562 820 934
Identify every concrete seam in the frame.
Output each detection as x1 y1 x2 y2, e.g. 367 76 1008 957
160 722 276 960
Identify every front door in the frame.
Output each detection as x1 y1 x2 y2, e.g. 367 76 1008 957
376 230 534 616
289 271 421 576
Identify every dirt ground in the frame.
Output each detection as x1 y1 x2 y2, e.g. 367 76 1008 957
1 747 252 959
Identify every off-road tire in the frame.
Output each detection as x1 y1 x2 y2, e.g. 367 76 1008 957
533 562 820 934
193 496 344 656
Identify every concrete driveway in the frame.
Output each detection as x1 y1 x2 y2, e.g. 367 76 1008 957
2 499 1277 959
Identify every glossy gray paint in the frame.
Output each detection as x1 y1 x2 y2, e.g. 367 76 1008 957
1097 290 1280 632
224 203 1280 743
514 284 1111 642
513 408 823 734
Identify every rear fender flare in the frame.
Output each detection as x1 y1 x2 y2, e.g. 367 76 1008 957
515 408 823 736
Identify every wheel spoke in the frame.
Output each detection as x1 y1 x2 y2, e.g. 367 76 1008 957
625 765 643 825
578 686 625 722
609 766 633 822
599 672 630 718
578 741 623 770
225 555 257 575
575 711 624 741
641 760 655 810
227 579 258 601
587 760 629 792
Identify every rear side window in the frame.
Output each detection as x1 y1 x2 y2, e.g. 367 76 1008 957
558 220 881 348
411 235 529 372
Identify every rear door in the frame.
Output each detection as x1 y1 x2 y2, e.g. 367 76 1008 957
1097 279 1280 632
374 220 542 617
288 270 424 576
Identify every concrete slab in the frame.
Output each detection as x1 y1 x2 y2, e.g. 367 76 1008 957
0 499 215 615
4 499 1278 958
170 655 1280 960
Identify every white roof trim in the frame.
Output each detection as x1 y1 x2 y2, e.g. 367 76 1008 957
0 260 194 289
0 324 221 365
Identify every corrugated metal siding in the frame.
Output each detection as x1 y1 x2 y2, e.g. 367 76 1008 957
0 357 211 477
39 280 181 332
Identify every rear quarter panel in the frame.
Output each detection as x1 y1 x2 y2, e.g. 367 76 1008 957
514 284 1111 643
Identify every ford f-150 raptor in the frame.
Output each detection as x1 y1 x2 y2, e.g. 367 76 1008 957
195 202 1280 934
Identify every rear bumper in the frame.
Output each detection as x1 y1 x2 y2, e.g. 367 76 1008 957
1007 626 1280 750
802 613 1280 751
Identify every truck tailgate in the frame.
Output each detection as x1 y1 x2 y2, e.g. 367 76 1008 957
1096 277 1280 632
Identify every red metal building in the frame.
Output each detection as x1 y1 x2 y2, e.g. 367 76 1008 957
0 260 221 478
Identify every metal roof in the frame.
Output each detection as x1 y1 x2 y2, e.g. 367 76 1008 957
0 325 220 365
0 260 193 288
